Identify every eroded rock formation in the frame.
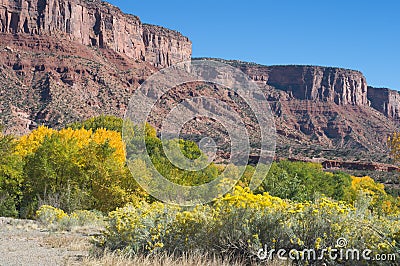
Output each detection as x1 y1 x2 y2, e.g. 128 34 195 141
0 0 191 67
230 62 369 106
266 66 368 106
368 86 400 120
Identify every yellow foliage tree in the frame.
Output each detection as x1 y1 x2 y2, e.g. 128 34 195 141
58 127 93 148
349 176 399 215
17 126 132 214
15 126 55 156
91 128 125 164
16 126 125 163
351 176 386 197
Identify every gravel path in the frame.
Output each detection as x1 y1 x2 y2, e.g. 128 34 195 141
0 218 90 266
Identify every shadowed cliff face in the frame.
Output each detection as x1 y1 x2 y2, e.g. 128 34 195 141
0 0 191 67
368 86 400 121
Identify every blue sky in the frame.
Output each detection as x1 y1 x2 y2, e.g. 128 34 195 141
107 1 400 89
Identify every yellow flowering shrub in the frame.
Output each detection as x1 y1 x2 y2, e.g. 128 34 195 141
164 205 214 251
97 186 400 265
36 205 105 230
103 202 180 253
215 186 288 211
36 205 68 226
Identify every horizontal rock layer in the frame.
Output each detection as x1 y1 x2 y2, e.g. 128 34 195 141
231 62 369 106
266 66 368 106
0 0 191 67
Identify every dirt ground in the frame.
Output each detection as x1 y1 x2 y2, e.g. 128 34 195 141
0 217 92 266
0 218 290 266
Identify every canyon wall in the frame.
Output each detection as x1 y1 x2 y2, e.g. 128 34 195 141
266 66 368 106
0 0 191 67
142 24 192 67
240 63 400 120
212 60 371 106
236 63 368 106
368 86 400 120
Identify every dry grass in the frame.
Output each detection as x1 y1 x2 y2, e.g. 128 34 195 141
78 251 291 266
43 234 91 251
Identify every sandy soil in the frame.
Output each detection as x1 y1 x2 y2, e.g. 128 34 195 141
0 217 92 266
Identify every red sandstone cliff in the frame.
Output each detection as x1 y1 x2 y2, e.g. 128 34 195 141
0 0 191 67
266 66 368 106
367 86 400 121
198 59 399 163
229 62 368 106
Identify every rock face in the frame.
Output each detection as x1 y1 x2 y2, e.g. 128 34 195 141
142 24 192 67
287 157 399 173
0 32 159 136
200 59 399 163
232 62 368 106
266 66 368 106
368 86 400 120
0 0 191 67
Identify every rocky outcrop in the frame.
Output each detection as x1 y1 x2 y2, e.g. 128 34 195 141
208 60 369 106
0 0 191 67
368 86 400 120
142 24 192 67
266 66 368 106
322 160 399 172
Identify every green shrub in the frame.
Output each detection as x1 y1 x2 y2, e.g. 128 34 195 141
0 134 23 217
0 191 18 217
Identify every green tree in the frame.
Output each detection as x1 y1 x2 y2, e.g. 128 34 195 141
67 115 123 133
0 134 23 217
21 134 89 215
257 161 351 202
126 123 220 187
